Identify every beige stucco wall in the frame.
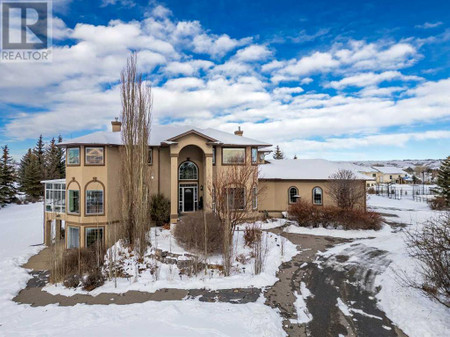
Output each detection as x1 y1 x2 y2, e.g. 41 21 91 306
258 179 366 216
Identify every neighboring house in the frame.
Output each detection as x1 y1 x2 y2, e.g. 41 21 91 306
42 120 368 249
369 166 408 184
258 159 368 217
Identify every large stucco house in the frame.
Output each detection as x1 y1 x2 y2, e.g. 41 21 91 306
43 120 368 249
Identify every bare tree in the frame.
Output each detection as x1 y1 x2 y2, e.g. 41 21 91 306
120 53 152 257
209 163 262 276
327 169 366 210
403 212 450 307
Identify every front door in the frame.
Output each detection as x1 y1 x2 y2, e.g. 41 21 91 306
184 187 194 212
179 184 198 213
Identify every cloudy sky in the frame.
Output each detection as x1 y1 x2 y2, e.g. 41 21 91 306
1 0 449 161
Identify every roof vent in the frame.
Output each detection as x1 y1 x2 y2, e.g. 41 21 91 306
111 118 121 132
234 126 243 136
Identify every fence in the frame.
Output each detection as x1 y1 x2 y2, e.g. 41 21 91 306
371 184 437 202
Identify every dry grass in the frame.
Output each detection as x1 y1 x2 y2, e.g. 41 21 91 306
243 224 262 247
174 212 224 254
288 200 382 230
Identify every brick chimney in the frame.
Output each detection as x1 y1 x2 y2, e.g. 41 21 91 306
234 126 243 136
111 117 121 132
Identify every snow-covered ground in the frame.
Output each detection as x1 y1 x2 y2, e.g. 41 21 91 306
319 196 449 337
44 223 297 296
0 203 286 337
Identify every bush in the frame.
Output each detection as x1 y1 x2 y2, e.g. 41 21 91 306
150 193 170 226
367 187 376 194
244 224 262 247
404 212 450 307
174 212 223 254
288 200 382 230
429 196 448 210
51 243 106 291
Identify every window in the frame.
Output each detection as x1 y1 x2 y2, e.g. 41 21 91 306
252 186 257 209
251 147 258 164
288 187 298 204
86 190 104 215
85 227 104 247
212 147 216 165
179 161 198 180
44 182 66 213
390 175 393 179
222 148 245 164
312 187 323 205
85 147 104 165
67 148 80 165
372 173 376 177
68 190 80 214
67 226 79 249
148 148 153 165
227 187 245 210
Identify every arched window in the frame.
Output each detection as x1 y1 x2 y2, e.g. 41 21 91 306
85 180 105 215
288 186 298 204
179 161 198 180
312 187 323 205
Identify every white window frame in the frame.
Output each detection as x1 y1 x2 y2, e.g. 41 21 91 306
288 186 298 204
86 190 104 215
312 187 323 205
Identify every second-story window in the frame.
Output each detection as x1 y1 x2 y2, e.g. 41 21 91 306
85 147 104 165
222 148 245 164
67 147 80 165
68 190 80 214
251 147 258 164
148 148 153 165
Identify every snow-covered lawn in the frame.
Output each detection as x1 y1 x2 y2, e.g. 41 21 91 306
0 203 286 337
318 196 449 337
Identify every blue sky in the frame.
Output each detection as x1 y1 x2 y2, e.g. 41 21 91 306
1 0 449 161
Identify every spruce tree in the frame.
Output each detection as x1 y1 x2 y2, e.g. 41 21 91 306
46 137 65 180
19 149 42 200
33 135 46 195
273 145 285 160
0 145 17 206
436 156 450 206
57 135 65 178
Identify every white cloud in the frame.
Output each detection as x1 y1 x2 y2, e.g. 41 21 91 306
192 34 251 58
415 22 443 29
328 71 422 89
233 45 272 62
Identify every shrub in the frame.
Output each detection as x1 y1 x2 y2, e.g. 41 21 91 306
174 211 223 254
367 187 376 194
404 212 450 307
244 224 262 247
288 200 382 230
150 193 170 226
429 196 448 210
50 243 106 291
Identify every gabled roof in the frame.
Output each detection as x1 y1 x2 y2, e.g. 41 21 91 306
59 125 271 147
372 166 408 174
259 159 371 180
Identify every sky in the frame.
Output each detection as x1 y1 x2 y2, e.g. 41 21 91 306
1 0 449 161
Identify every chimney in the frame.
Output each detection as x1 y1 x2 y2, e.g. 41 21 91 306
234 126 243 136
111 117 121 132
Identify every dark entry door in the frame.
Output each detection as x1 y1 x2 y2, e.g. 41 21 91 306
184 188 194 212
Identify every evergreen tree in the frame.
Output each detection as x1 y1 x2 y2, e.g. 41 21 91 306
33 135 46 196
45 137 65 180
436 156 450 206
293 154 298 159
0 145 17 206
57 135 65 178
273 145 285 160
18 149 42 200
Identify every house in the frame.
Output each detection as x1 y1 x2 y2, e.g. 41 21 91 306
258 159 368 217
42 120 368 249
368 166 408 184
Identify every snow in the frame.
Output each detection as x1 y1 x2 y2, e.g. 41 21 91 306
59 125 270 147
0 203 287 337
260 159 370 180
290 282 313 324
285 223 392 238
44 225 298 296
322 195 450 337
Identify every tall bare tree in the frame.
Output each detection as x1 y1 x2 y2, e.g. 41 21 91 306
209 163 262 275
120 53 152 257
327 169 366 210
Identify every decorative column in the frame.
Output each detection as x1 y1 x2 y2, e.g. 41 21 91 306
170 153 178 223
204 154 213 211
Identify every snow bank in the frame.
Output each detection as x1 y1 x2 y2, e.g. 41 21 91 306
285 223 392 239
